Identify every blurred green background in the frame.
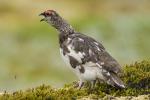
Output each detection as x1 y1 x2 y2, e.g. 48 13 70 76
0 0 150 92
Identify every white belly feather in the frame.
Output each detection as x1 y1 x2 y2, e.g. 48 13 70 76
60 48 71 67
60 48 104 81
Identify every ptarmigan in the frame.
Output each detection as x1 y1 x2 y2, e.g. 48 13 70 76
39 10 125 89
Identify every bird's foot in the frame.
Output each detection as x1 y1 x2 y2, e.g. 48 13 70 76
73 81 79 88
73 80 84 89
90 80 96 89
87 80 96 92
78 80 84 89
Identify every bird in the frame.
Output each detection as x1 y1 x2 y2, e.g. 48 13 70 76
39 10 125 89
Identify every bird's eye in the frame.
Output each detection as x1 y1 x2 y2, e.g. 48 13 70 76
45 12 51 16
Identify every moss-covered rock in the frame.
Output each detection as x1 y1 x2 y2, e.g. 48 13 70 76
0 60 150 100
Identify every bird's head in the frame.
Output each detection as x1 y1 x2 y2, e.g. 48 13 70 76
39 10 74 33
39 10 61 25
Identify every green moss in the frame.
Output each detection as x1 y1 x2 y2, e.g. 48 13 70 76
0 60 150 100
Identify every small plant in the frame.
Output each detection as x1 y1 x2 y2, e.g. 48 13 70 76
0 60 150 100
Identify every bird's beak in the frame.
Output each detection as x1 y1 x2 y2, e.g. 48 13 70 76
39 12 45 22
39 12 45 16
40 18 45 22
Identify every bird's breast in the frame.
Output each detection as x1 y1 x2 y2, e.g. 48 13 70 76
60 48 71 67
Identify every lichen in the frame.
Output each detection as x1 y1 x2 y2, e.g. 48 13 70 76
0 60 150 100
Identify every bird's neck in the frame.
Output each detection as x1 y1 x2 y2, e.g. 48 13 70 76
51 18 75 34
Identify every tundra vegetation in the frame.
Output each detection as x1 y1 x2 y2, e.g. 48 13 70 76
0 60 149 100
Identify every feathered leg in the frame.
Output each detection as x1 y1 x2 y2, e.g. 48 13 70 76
90 80 96 89
78 79 84 89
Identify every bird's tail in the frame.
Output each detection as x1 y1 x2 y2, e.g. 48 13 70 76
107 72 125 89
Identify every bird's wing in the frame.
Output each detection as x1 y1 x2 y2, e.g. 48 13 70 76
69 33 122 74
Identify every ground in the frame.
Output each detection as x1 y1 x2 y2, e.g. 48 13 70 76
0 60 150 100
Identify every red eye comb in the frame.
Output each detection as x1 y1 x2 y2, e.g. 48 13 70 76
39 10 55 16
